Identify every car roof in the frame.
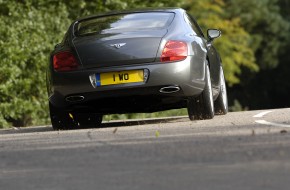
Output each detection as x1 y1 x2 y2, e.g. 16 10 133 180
74 8 185 23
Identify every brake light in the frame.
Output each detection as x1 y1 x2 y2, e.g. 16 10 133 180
53 51 79 71
161 41 188 62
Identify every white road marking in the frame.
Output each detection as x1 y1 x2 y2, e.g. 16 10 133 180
253 111 273 118
255 120 290 128
254 110 290 128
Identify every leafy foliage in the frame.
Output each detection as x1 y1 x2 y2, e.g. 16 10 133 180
225 0 290 69
224 0 290 110
0 1 70 127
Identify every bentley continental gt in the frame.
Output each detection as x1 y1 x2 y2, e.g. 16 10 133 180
47 8 228 130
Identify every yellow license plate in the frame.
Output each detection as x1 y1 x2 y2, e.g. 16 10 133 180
96 70 144 86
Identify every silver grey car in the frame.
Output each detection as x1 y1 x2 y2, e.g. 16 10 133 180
47 8 228 130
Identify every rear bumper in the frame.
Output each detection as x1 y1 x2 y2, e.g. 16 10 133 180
48 56 206 112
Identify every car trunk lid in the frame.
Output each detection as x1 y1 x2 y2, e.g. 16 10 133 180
73 30 167 68
72 12 174 69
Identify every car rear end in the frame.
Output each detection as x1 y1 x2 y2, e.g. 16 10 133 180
48 9 206 114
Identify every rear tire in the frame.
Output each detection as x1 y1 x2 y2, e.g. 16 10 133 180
214 66 228 115
187 64 214 120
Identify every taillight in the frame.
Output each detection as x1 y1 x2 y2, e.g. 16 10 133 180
161 41 188 62
53 51 79 72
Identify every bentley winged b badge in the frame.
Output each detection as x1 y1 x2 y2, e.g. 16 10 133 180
110 43 126 49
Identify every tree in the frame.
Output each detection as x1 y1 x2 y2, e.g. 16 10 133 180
224 0 290 110
225 0 289 70
0 1 70 127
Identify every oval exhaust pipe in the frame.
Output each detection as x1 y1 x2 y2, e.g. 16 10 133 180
66 95 85 102
159 86 180 94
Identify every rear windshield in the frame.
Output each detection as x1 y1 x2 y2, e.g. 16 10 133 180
76 12 174 36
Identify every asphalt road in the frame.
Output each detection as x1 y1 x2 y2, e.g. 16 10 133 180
1 108 290 190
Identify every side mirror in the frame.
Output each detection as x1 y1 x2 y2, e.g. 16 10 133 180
207 29 221 42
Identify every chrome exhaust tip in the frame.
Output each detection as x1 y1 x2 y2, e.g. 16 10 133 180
66 95 85 102
159 86 180 94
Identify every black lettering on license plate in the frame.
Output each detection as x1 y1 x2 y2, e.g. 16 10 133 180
117 73 129 81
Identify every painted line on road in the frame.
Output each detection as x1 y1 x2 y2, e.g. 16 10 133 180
255 120 290 128
253 111 273 118
254 110 290 128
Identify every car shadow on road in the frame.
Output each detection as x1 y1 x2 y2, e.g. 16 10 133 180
0 116 188 135
102 116 187 127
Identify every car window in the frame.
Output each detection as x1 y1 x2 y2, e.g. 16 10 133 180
184 13 204 37
76 12 175 36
